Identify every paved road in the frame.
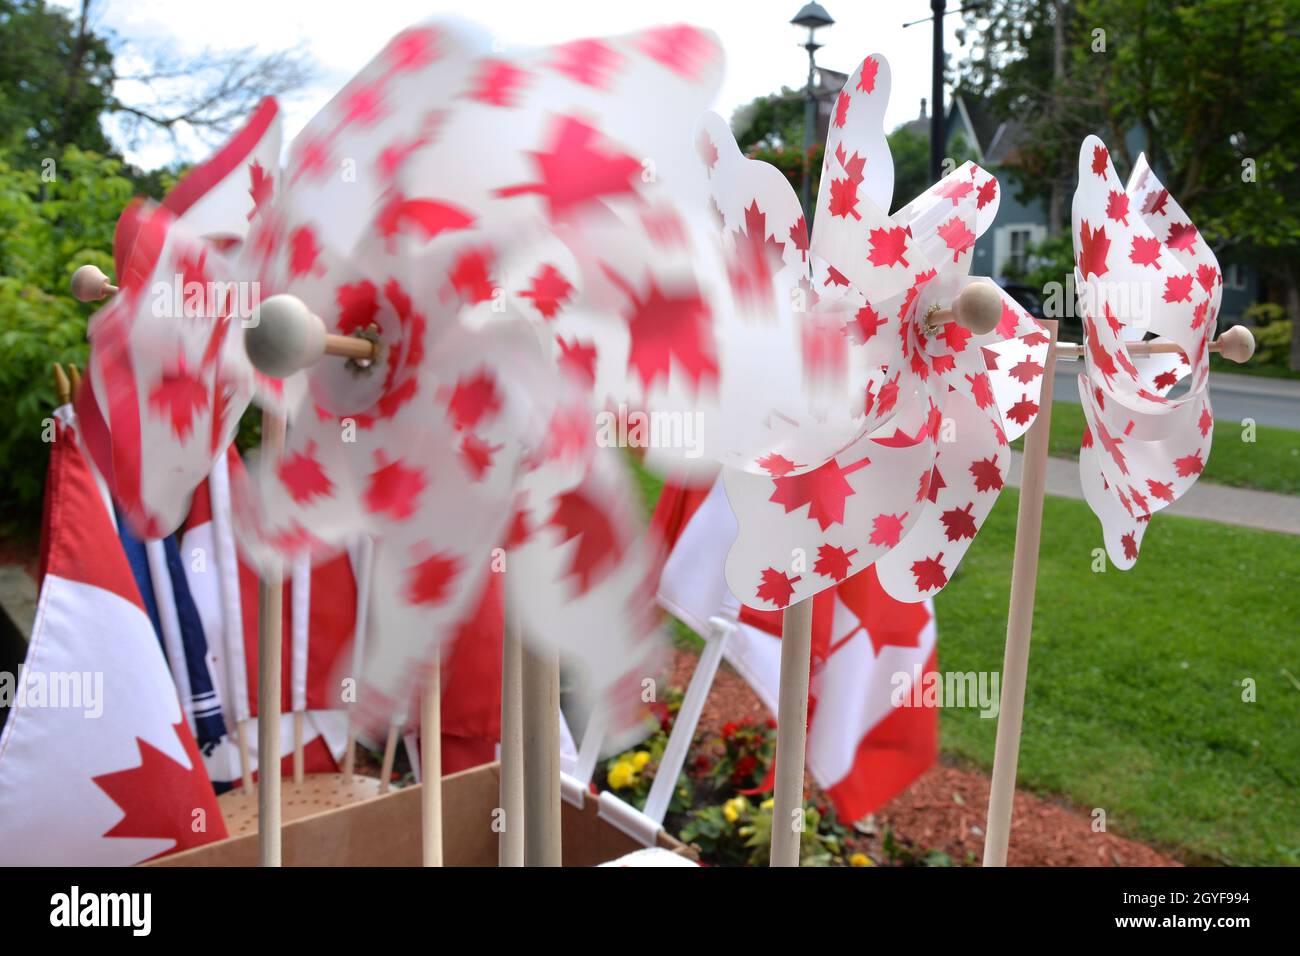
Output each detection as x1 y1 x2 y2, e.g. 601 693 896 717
1051 363 1300 430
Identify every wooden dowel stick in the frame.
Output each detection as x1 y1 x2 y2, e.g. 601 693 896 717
983 318 1059 867
292 711 304 785
521 643 561 867
1054 324 1254 363
237 719 254 793
499 590 525 867
378 720 400 793
53 363 70 406
342 726 358 782
256 409 286 867
323 334 378 361
421 663 442 866
770 597 814 868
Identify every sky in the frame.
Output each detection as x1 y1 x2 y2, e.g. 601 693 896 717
58 0 971 170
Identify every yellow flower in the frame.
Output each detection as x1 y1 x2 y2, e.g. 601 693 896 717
631 751 651 771
849 852 873 867
608 760 637 790
760 798 774 811
723 795 748 823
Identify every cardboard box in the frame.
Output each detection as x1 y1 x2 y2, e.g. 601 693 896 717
149 762 690 867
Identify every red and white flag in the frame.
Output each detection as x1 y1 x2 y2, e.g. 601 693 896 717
0 413 227 864
653 478 937 823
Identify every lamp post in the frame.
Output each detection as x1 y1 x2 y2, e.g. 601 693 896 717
791 2 833 221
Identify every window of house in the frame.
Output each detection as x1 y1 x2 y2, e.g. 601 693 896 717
1008 227 1033 274
1223 262 1247 290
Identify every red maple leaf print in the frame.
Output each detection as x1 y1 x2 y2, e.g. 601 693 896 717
940 502 978 541
869 512 909 548
1198 405 1213 437
938 216 976 262
288 225 322 278
1106 189 1129 225
1192 300 1210 330
918 464 946 504
970 455 1004 493
834 143 868 183
1094 420 1129 475
769 457 866 530
446 246 495 304
496 116 641 220
605 267 717 390
363 454 427 520
755 568 800 607
1174 451 1204 477
941 320 972 353
727 199 786 304
967 371 994 410
549 38 622 88
1146 478 1174 502
1086 316 1119 382
976 177 998 209
385 26 439 71
376 196 475 249
520 264 574 319
814 544 858 581
1142 188 1169 216
278 442 333 504
757 453 802 477
1078 220 1110 280
556 336 598 387
828 176 861 220
1163 273 1193 303
858 57 879 92
1196 263 1219 293
834 90 851 128
444 370 501 430
1153 370 1179 391
148 356 208 440
1129 485 1150 514
697 129 719 170
1104 302 1124 336
995 300 1019 338
404 552 460 606
1006 395 1039 426
868 226 910 268
341 80 387 127
459 432 502 480
1167 221 1198 251
1009 356 1045 384
911 553 949 592
637 25 713 79
467 59 530 107
92 721 227 857
788 215 809 261
548 488 627 594
1130 235 1162 269
248 161 273 219
336 280 378 335
1091 144 1109 177
936 179 975 205
1120 531 1139 561
877 373 901 416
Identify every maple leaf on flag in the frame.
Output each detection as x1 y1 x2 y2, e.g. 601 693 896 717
697 129 719 170
278 442 333 504
549 38 622 89
376 195 475 248
869 511 909 548
446 246 496 303
495 115 641 220
288 225 323 278
858 56 879 92
1120 532 1139 561
834 143 868 184
363 454 427 520
556 336 598 387
1095 420 1129 474
834 90 851 128
1196 263 1219 293
814 544 858 581
404 552 460 605
148 356 209 440
1174 451 1205 477
547 487 627 594
910 552 949 592
940 502 978 541
335 279 379 335
1009 357 1045 384
248 161 273 219
1091 144 1109 177
940 320 972 353
1154 370 1179 391
918 464 946 503
459 432 502 480
937 216 976 262
1142 188 1170 216
1078 219 1110 280
1106 189 1129 225
755 568 801 607
769 457 866 530
967 371 994 409
1198 405 1213 437
727 199 786 305
937 179 975 205
757 453 802 477
1129 485 1150 514
1167 221 1199 251
1086 316 1119 382
788 215 809 260
828 176 862 220
1130 235 1163 270
1005 395 1039 426
444 369 502 430
970 455 1004 493
467 59 530 107
1192 300 1210 330
637 24 713 79
1163 273 1194 303
519 263 574 319
867 226 910 268
604 266 717 391
1146 478 1174 502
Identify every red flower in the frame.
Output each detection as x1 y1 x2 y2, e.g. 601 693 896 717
732 754 758 783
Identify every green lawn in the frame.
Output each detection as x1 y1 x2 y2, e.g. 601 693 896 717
935 489 1300 865
1015 400 1300 496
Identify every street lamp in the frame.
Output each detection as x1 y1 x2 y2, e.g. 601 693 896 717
791 2 833 220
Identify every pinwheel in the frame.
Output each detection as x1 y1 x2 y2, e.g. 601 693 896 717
980 136 1255 868
653 54 1051 865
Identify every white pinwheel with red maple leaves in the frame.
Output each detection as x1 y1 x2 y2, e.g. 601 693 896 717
675 54 1049 609
1071 135 1222 568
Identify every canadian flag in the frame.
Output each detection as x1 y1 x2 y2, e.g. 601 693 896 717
0 412 227 864
653 478 938 822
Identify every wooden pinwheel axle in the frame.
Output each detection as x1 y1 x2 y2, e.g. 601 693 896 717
245 294 381 378
1055 324 1256 364
925 281 1003 336
70 264 119 301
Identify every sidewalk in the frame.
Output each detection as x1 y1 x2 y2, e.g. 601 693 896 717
1007 450 1300 536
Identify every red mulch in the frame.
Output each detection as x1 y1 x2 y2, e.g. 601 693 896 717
669 647 1179 867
